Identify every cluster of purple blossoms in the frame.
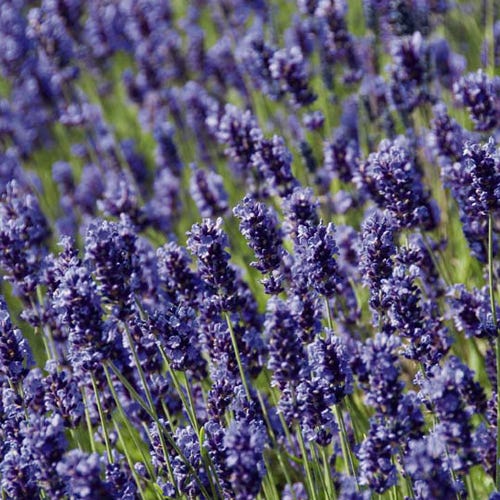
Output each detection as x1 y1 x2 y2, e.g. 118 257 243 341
454 70 500 132
356 136 439 230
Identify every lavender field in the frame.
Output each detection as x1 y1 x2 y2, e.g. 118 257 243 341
0 0 500 498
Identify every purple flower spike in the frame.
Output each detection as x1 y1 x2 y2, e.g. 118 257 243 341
454 70 500 132
224 417 267 500
0 296 33 385
234 195 284 276
357 136 439 230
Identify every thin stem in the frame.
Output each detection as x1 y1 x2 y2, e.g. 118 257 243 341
121 328 178 493
465 473 477 500
255 386 296 493
488 213 500 491
112 420 150 500
90 374 113 464
325 298 360 485
225 312 252 402
321 446 337 500
103 365 157 482
334 405 358 488
156 344 199 432
81 388 97 454
296 424 319 500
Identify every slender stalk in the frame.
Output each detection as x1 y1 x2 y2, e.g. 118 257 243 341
69 428 83 451
111 349 210 498
488 213 500 491
103 365 157 482
310 443 328 497
224 312 252 402
90 374 113 463
321 446 337 500
262 454 282 500
81 388 97 453
121 329 178 494
112 420 150 500
325 297 359 487
465 473 477 500
156 343 200 432
334 405 358 488
296 424 319 500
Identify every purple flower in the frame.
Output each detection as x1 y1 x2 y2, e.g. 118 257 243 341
389 32 430 113
43 360 84 427
282 187 320 239
0 296 33 385
0 180 50 298
429 103 469 167
213 104 263 177
84 216 138 310
52 244 108 372
323 126 360 184
418 357 481 473
295 376 337 445
454 70 500 131
360 333 402 416
357 418 398 493
154 121 183 178
295 222 339 298
1 448 39 499
145 167 181 235
149 306 207 379
224 417 267 500
189 164 229 218
187 217 237 299
270 46 316 107
314 0 361 82
461 138 500 217
157 242 203 306
303 110 325 131
237 30 282 100
308 329 353 405
56 450 110 499
356 136 439 230
266 298 309 393
447 284 498 339
282 482 308 500
233 196 284 290
105 454 137 500
98 170 141 223
21 413 67 496
359 211 396 311
405 435 460 500
251 135 299 198
428 38 465 89
171 425 209 497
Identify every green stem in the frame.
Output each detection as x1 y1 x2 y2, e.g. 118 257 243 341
488 213 500 491
296 424 319 500
122 328 178 493
81 388 97 454
255 386 297 495
465 473 477 500
90 374 113 463
156 344 199 432
225 313 252 402
334 405 358 488
112 420 149 500
103 365 157 483
325 298 360 486
321 446 337 500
